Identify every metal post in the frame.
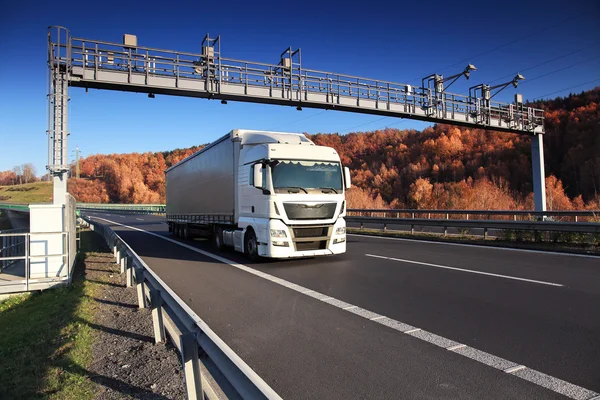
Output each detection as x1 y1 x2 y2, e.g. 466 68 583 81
443 227 447 237
120 254 126 274
484 228 488 240
47 27 71 207
410 225 414 235
180 332 203 400
150 289 165 343
135 268 147 309
531 133 547 213
126 260 133 288
25 234 29 292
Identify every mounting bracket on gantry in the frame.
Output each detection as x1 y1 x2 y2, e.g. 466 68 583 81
193 34 221 88
421 64 477 114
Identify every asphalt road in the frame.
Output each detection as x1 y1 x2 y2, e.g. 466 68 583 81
83 211 600 399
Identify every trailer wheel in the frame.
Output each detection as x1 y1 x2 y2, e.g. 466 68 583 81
174 224 181 238
244 229 259 261
182 224 189 240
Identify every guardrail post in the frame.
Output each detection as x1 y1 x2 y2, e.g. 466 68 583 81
443 227 447 237
113 239 117 258
360 222 363 230
180 332 203 400
126 259 133 288
575 216 578 222
410 224 414 235
150 289 166 343
135 267 147 308
120 253 126 274
484 228 488 240
383 223 387 232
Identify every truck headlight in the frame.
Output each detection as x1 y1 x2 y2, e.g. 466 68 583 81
270 229 287 238
335 227 346 235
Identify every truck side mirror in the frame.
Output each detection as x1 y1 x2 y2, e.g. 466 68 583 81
344 167 352 189
253 164 263 188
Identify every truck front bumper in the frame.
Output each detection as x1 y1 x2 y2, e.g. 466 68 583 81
258 219 346 258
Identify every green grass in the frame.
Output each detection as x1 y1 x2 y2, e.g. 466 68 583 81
0 182 53 204
0 231 106 399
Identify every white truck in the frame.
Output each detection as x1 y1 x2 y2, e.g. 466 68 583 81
165 129 351 260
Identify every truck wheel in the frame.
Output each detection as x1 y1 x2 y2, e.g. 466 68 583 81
182 225 189 240
244 229 259 261
175 224 181 238
213 228 224 250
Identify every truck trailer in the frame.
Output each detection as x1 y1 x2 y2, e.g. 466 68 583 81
165 129 351 260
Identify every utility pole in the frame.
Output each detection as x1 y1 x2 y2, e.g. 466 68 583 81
71 146 81 179
75 146 80 179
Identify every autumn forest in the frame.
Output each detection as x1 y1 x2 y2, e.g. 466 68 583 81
1 88 599 210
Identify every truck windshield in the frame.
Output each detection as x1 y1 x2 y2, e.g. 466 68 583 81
271 160 343 193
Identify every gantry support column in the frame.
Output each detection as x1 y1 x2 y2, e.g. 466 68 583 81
47 26 71 206
531 133 547 213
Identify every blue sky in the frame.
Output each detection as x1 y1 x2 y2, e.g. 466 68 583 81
1 0 598 175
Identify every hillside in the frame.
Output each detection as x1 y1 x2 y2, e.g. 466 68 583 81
0 182 53 204
4 88 597 210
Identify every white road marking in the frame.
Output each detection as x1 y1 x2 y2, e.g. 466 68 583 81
90 216 599 400
365 254 564 287
136 218 144 221
447 344 467 351
349 233 600 259
505 365 527 373
370 316 386 321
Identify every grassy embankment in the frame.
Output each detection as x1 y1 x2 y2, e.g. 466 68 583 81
0 230 109 399
0 182 53 204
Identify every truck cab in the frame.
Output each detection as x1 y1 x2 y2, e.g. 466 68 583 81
234 131 350 259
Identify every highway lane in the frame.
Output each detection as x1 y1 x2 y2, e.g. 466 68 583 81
84 211 600 398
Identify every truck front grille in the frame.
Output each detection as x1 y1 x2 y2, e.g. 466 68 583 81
283 203 337 220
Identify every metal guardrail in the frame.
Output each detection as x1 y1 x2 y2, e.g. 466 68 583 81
82 216 280 400
0 228 28 272
346 216 600 239
0 203 30 213
347 208 600 222
0 231 72 294
77 203 165 214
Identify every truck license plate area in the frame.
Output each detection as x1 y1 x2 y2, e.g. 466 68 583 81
296 240 328 251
